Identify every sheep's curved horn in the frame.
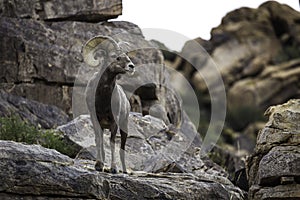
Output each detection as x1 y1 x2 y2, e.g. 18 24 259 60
82 35 119 67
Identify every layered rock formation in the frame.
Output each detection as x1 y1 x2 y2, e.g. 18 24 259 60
162 1 300 195
0 0 122 21
1 0 299 198
169 1 300 131
0 0 178 124
0 0 247 199
0 140 244 199
247 99 300 199
0 97 246 199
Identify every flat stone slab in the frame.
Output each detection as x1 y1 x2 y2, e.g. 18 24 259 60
0 140 245 199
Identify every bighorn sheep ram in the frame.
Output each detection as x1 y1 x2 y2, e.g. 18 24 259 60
82 36 135 173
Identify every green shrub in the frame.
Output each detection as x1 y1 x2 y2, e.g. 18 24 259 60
0 115 78 158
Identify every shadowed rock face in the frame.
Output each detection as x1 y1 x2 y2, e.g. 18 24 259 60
0 90 69 129
246 99 300 200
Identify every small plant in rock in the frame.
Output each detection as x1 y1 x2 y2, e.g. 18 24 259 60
0 115 78 158
0 115 40 143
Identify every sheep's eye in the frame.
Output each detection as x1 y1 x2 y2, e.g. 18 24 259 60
116 57 121 61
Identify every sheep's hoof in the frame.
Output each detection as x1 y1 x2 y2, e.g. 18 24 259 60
95 161 104 172
123 171 128 174
111 168 118 174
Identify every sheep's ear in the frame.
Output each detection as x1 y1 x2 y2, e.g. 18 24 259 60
82 36 119 67
118 41 131 51
127 50 137 58
118 41 137 58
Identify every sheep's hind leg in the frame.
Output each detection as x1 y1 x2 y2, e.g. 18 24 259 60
120 128 128 174
95 130 105 171
92 114 104 171
110 123 118 174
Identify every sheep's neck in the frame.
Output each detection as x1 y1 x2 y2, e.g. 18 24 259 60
94 68 118 127
96 68 118 99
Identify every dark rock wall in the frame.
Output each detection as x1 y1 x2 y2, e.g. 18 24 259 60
0 90 69 128
0 0 183 127
0 16 152 111
0 0 121 112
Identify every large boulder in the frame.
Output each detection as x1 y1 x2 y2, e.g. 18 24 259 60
57 113 226 177
0 140 111 199
0 140 245 199
246 99 300 199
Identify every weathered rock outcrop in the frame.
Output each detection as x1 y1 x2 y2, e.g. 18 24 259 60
160 2 300 180
0 0 181 126
0 0 122 21
167 1 300 131
57 113 226 177
246 99 300 199
0 90 69 128
0 0 246 198
0 16 165 113
157 2 300 193
0 16 184 130
0 140 245 199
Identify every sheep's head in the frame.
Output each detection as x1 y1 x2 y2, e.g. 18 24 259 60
82 35 135 75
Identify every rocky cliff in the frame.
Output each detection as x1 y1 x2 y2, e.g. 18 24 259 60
0 0 176 122
0 0 122 112
0 0 247 199
165 0 300 180
161 1 300 198
1 0 300 199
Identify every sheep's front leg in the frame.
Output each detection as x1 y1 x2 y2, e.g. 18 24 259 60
110 123 118 174
120 127 128 174
95 129 105 171
91 114 105 171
